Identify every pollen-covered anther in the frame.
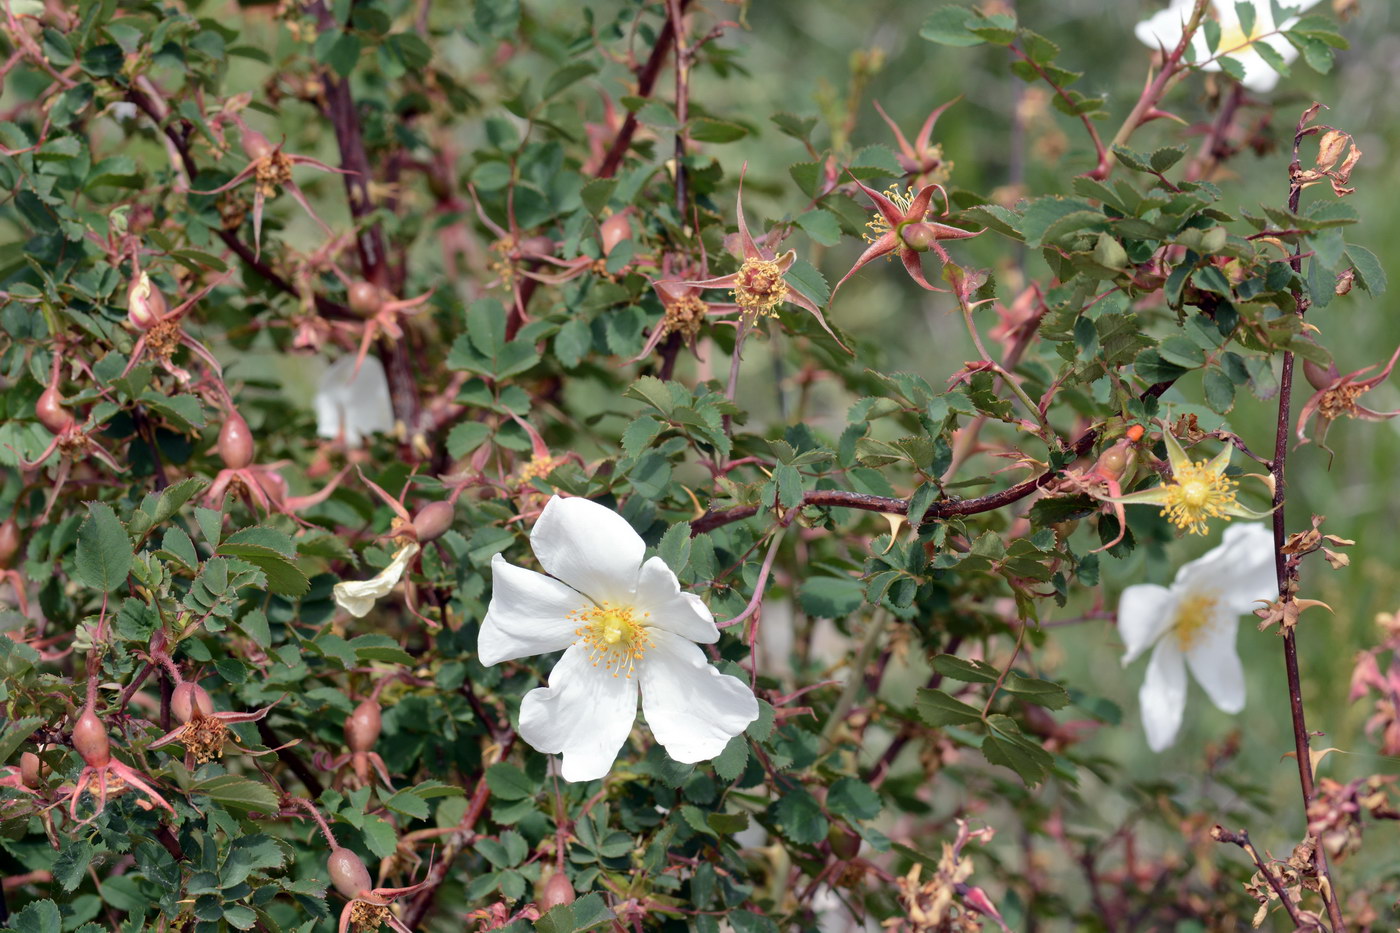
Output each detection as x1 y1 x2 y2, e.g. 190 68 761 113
183 716 230 764
1318 384 1366 421
1158 460 1239 535
731 258 789 320
572 604 653 678
347 901 392 933
661 294 707 341
864 185 922 246
255 150 293 196
518 455 566 486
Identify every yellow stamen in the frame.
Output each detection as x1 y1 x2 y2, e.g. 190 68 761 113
348 901 391 933
661 294 707 341
863 185 921 246
731 258 789 321
1318 384 1365 421
1158 460 1238 536
572 604 652 678
183 717 230 764
1173 592 1219 651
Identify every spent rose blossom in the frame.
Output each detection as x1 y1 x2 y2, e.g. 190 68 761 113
478 496 758 781
1118 523 1276 750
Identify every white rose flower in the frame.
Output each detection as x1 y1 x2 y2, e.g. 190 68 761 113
479 495 759 782
314 354 395 448
1135 0 1322 93
1117 523 1276 751
333 542 420 618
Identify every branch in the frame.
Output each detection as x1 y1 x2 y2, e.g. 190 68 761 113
1271 102 1346 933
1210 826 1308 929
596 0 690 179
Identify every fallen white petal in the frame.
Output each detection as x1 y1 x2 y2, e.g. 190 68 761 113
640 629 758 764
333 542 420 618
519 645 639 782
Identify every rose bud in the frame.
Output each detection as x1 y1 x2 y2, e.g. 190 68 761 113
127 272 168 330
344 699 382 755
241 129 275 162
0 519 20 569
36 386 75 435
347 280 383 318
1303 358 1341 391
172 682 215 724
72 707 111 768
19 751 42 789
219 411 255 470
412 500 455 543
327 847 374 900
538 871 576 911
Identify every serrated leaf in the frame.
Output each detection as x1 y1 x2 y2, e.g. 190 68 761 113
915 687 983 726
930 654 1000 683
192 773 279 812
919 6 986 46
784 258 830 307
53 839 94 891
827 777 881 821
1001 673 1071 709
76 501 132 592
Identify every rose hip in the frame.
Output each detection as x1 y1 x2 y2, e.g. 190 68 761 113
36 387 74 435
348 281 383 317
172 682 215 723
327 847 373 900
538 871 576 911
219 411 255 469
72 707 110 768
0 520 19 569
344 699 382 755
412 500 455 543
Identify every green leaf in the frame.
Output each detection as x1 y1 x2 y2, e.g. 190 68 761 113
0 715 42 764
827 777 881 821
1203 367 1237 414
919 6 986 46
798 576 864 617
915 687 983 726
795 208 843 247
361 815 398 859
1254 39 1290 77
12 899 61 933
486 762 538 801
192 773 279 812
1019 197 1099 248
784 258 830 308
772 787 828 845
139 391 206 433
1156 336 1206 369
76 501 132 592
1001 673 1071 709
1134 348 1189 385
930 654 1000 683
543 62 598 100
712 735 748 782
656 521 692 575
688 117 747 143
351 634 415 666
981 716 1054 786
1234 2 1256 42
1345 245 1386 297
447 421 492 458
1149 146 1185 173
53 839 94 891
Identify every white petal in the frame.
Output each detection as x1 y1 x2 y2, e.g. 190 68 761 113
1140 640 1188 752
479 554 587 666
332 543 419 618
315 355 394 448
1185 614 1247 713
518 645 638 782
530 496 644 604
639 629 758 764
635 556 719 644
1175 523 1277 611
1118 584 1175 665
1135 3 1190 51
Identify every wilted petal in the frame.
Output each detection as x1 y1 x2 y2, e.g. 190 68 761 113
519 646 639 782
1140 639 1188 752
639 629 758 764
1117 583 1175 665
634 557 718 644
530 496 644 603
479 554 588 665
333 543 420 618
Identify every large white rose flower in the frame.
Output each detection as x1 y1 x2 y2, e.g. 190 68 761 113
479 495 759 782
1117 523 1276 751
1135 0 1321 93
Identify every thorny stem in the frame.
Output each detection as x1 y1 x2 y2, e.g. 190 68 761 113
718 524 788 629
1210 826 1307 928
1185 83 1247 182
954 279 1052 440
981 621 1029 718
597 0 690 180
287 797 339 848
1093 0 1210 180
668 0 690 215
1274 103 1345 933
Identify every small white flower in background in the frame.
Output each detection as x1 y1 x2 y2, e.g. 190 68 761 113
315 354 395 448
1118 523 1276 751
478 495 759 782
1135 0 1321 93
333 542 420 618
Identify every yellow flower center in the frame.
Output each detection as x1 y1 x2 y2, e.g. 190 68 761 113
1159 460 1238 536
348 901 391 933
1172 592 1220 652
1217 19 1263 56
863 185 923 246
572 604 652 678
662 294 708 341
183 717 230 764
517 454 565 486
731 258 789 320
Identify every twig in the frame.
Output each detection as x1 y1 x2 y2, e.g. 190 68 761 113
1272 103 1345 933
1210 826 1307 928
596 0 690 179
